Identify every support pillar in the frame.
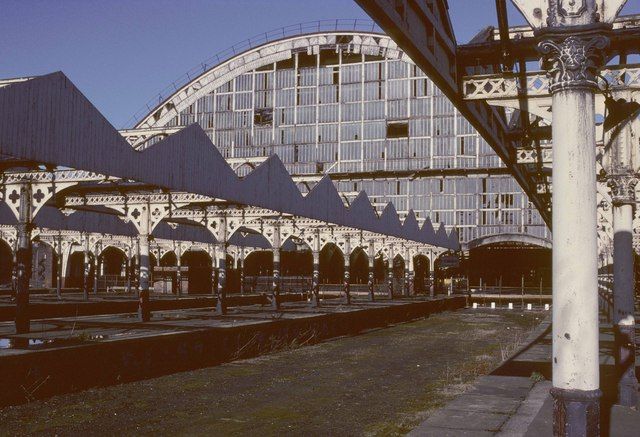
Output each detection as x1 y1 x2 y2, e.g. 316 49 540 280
538 23 610 435
175 243 182 298
367 241 375 301
270 225 281 310
343 238 351 305
82 234 90 301
311 250 320 307
609 176 638 407
216 245 227 315
238 250 245 295
93 243 100 294
55 233 62 300
135 239 141 298
406 251 414 297
137 206 151 322
429 252 435 299
14 183 33 334
387 256 394 300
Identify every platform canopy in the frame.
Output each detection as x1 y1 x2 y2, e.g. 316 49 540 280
0 72 458 250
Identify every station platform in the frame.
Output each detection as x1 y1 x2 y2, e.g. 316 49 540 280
0 295 465 407
409 312 640 436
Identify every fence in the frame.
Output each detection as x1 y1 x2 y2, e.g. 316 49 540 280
598 273 614 323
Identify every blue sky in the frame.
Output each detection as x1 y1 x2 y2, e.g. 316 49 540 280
1 0 638 128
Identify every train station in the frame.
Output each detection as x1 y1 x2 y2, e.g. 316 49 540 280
0 1 639 435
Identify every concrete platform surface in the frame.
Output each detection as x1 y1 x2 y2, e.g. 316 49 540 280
409 312 640 436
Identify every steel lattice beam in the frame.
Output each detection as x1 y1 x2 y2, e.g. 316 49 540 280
355 0 551 225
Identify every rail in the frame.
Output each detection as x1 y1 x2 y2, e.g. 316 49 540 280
125 19 382 128
598 274 614 323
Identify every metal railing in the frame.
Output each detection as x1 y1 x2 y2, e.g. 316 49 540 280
125 19 382 128
598 274 614 323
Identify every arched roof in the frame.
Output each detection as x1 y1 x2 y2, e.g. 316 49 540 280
464 233 552 251
135 31 407 130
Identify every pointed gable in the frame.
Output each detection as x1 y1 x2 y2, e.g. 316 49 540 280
346 191 378 229
303 176 346 223
240 154 304 214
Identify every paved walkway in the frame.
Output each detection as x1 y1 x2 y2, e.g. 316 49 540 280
409 312 640 436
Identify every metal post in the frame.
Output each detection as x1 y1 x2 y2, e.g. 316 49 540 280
609 176 638 407
271 225 281 310
344 237 351 304
367 241 375 301
137 206 151 322
176 243 182 298
429 254 435 298
93 243 100 294
538 18 609 434
55 233 62 299
311 250 320 307
216 244 227 315
82 233 90 301
521 274 525 310
239 249 245 295
14 183 33 334
387 258 393 300
404 247 411 297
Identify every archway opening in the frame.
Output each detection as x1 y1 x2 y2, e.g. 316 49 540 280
374 256 387 283
242 250 273 293
101 246 127 291
0 239 11 288
31 241 57 289
319 243 344 284
349 248 369 284
280 237 311 292
392 254 405 291
181 250 212 294
160 252 177 267
155 251 178 294
65 250 95 289
413 255 429 294
465 242 551 290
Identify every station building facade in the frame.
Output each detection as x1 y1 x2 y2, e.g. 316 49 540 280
134 29 551 287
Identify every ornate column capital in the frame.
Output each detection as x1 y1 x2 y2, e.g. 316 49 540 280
607 174 638 206
538 30 609 93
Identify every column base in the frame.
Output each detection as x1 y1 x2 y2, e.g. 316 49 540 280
215 294 227 315
344 287 351 305
551 387 601 437
310 291 320 308
269 292 280 310
15 291 30 334
138 289 150 322
614 324 638 408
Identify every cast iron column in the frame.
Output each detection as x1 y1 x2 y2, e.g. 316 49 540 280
367 241 375 301
82 233 90 301
538 17 610 436
406 249 414 297
239 250 245 295
387 251 394 300
14 183 33 334
343 237 351 305
311 250 320 307
429 250 435 298
55 233 62 299
609 175 638 407
176 243 182 298
137 205 151 322
216 243 227 315
93 242 100 294
271 225 281 310
125 242 132 294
